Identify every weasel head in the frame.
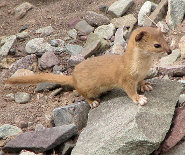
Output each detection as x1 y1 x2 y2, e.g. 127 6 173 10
131 27 172 56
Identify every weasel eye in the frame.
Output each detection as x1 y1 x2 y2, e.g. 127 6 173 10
154 44 161 48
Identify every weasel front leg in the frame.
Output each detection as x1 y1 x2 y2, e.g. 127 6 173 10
138 80 153 93
122 81 147 106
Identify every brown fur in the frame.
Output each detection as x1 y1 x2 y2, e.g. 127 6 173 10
7 27 171 108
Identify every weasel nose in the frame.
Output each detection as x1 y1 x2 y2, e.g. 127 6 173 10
167 49 172 55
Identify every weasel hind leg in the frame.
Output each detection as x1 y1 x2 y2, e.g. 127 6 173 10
139 81 153 93
83 97 100 109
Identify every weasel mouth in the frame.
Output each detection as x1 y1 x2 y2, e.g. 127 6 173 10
167 49 172 55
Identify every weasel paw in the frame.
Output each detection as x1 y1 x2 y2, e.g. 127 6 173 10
90 100 100 109
140 82 153 92
135 95 147 106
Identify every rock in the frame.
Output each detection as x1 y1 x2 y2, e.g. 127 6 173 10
49 40 58 47
179 36 185 59
5 93 15 101
16 31 29 40
68 18 81 29
52 65 65 74
0 124 22 139
84 33 110 53
9 48 16 56
18 122 29 129
157 21 169 33
161 141 185 155
79 35 87 41
0 35 16 56
114 27 127 48
67 29 77 40
2 54 37 79
108 0 134 17
65 44 83 55
94 23 116 40
11 69 34 78
178 94 185 105
158 65 185 77
35 26 54 36
98 5 108 13
53 101 90 130
85 11 110 26
158 49 181 66
39 51 60 69
111 14 137 31
68 54 84 67
138 1 158 26
19 150 37 155
160 107 185 152
50 88 63 96
14 2 34 19
14 92 31 104
75 20 94 35
35 83 61 93
59 140 75 155
166 0 185 30
25 38 54 54
3 125 78 153
144 0 168 26
80 40 101 58
35 124 45 131
49 39 65 47
72 79 182 155
19 24 29 33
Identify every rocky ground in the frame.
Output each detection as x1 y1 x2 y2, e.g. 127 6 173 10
0 0 185 154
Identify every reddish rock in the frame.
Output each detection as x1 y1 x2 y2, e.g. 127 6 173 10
161 107 185 152
68 54 84 67
2 54 37 79
79 35 87 41
158 65 185 77
39 51 60 69
80 40 101 59
68 18 81 29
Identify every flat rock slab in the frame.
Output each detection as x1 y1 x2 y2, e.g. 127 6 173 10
3 125 78 153
72 79 182 155
108 0 134 17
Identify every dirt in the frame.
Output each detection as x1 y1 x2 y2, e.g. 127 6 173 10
0 0 184 138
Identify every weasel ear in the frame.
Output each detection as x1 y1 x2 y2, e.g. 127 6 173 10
135 31 147 42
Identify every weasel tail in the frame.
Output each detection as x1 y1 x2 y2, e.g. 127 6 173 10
6 73 74 87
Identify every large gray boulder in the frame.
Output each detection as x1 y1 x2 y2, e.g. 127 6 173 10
72 79 182 155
